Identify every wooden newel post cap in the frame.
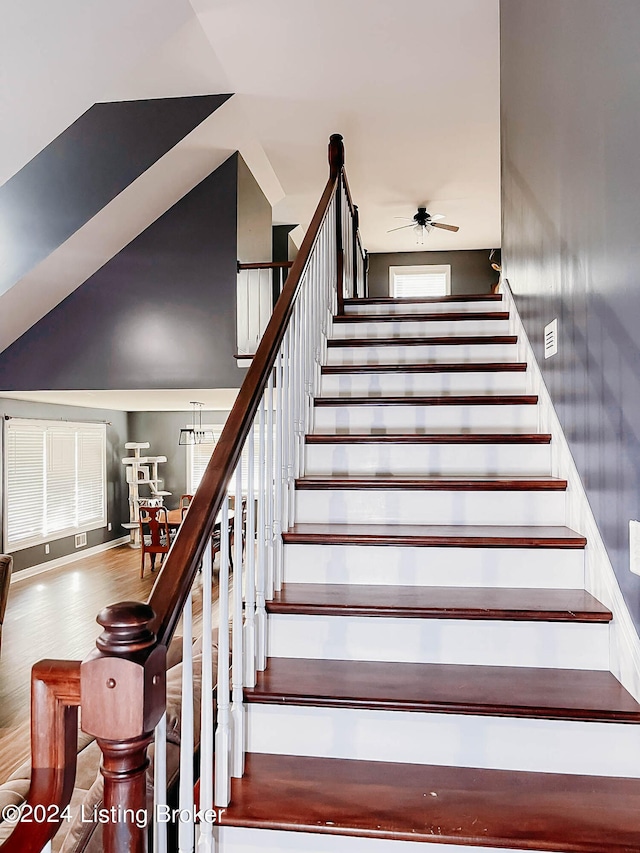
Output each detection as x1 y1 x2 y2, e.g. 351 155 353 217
80 601 166 741
329 133 344 177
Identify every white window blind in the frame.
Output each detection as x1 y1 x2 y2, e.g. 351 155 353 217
390 265 451 298
186 425 262 495
4 419 107 551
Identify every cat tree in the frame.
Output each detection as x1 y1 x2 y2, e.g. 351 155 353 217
122 441 171 546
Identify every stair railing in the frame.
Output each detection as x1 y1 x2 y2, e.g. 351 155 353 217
236 261 294 358
0 133 362 853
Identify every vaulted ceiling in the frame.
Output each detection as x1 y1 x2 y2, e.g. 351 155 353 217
4 0 500 255
1 0 500 405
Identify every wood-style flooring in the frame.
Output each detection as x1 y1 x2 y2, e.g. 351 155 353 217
0 545 214 785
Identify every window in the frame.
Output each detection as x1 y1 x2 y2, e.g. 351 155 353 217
389 264 451 298
3 419 107 551
186 425 262 495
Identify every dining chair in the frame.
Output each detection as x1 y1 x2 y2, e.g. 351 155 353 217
139 505 172 578
179 494 193 519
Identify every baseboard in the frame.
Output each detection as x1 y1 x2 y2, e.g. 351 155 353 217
10 536 130 585
502 279 640 700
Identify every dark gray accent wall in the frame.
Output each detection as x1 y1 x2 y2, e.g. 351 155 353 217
0 95 231 297
127 410 229 510
0 155 243 391
501 0 640 628
0 398 128 574
367 250 497 298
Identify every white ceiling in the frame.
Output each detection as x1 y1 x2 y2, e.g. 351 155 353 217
0 389 239 412
1 0 501 409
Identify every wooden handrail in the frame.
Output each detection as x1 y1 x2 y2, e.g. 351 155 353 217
237 261 294 270
1 660 81 853
147 133 344 647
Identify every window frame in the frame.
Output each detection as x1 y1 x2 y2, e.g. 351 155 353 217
3 418 107 552
389 264 452 298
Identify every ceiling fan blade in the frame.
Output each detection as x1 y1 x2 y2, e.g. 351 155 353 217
430 214 446 221
432 222 460 232
386 224 416 233
393 217 416 221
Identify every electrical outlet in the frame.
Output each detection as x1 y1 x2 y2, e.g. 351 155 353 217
630 520 640 575
107 522 112 531
44 543 50 555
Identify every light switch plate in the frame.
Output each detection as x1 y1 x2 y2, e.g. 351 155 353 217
630 520 640 575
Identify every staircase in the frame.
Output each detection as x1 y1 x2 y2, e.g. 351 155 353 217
218 292 640 852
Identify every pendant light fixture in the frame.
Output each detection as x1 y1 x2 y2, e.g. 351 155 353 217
179 401 214 445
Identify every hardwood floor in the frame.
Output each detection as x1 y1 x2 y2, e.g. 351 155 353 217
0 544 213 785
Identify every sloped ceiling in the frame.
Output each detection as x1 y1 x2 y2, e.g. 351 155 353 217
3 0 500 253
0 0 500 393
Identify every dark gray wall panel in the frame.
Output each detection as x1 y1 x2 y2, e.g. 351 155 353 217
0 155 244 391
0 94 231 296
0 398 129 573
367 250 497 298
500 0 640 628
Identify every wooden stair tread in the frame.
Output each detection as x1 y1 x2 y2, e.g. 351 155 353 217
246 658 640 721
267 584 611 622
323 361 528 373
327 335 517 347
315 394 538 406
295 475 568 491
283 522 586 548
334 311 510 322
344 294 503 304
306 433 552 444
220 753 640 851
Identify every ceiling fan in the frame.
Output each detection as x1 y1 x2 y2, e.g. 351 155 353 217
387 207 460 242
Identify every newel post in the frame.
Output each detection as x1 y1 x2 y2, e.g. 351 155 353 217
329 134 345 315
81 602 166 853
353 204 360 298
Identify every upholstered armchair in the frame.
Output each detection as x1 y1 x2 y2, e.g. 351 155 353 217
0 554 12 656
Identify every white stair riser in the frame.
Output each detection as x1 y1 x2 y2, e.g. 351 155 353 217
267 614 609 669
283 543 585 589
327 343 517 365
304 443 551 477
247 704 640 777
333 319 509 338
313 404 538 434
345 300 504 316
218 826 533 853
295 488 566 526
320 371 527 397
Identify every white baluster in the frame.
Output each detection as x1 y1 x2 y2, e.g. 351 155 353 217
231 463 244 777
265 372 275 600
214 495 231 807
197 539 214 853
280 331 290 540
255 398 267 670
153 713 168 853
178 591 194 853
244 424 256 688
273 350 283 592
